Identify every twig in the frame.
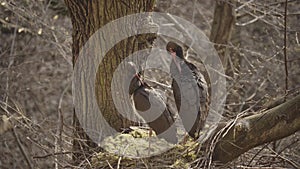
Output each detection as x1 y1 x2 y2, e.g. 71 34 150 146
106 160 114 169
278 138 299 154
164 13 194 46
144 77 171 89
247 143 270 166
295 32 299 45
33 151 77 159
283 0 289 98
235 0 254 12
117 156 122 169
267 147 299 168
236 3 284 29
54 82 70 169
4 17 18 111
191 0 197 24
12 127 33 169
268 0 296 6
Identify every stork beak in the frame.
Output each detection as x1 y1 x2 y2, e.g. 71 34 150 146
169 49 181 73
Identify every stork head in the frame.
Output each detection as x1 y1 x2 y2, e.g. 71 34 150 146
166 41 184 59
166 42 184 73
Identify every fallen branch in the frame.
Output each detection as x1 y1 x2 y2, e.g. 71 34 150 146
212 94 300 163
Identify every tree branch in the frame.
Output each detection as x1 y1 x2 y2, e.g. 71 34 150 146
213 94 300 163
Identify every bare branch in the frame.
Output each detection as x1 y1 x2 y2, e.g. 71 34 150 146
213 94 300 163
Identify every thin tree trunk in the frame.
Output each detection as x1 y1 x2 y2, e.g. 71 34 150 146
210 0 235 71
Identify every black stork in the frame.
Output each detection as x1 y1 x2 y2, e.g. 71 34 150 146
128 62 178 144
166 42 208 139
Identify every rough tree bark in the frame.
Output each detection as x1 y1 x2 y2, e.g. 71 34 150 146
213 94 300 163
64 0 156 163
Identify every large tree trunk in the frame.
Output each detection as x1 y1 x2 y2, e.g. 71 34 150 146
64 0 156 164
212 94 300 163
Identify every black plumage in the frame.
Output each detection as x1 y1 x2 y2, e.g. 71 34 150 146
128 62 178 143
166 42 208 139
